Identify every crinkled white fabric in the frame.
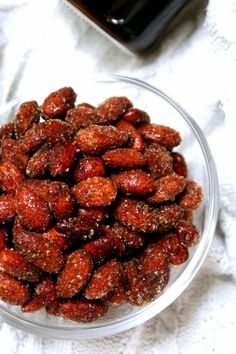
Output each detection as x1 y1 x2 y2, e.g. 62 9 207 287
0 0 235 353
206 0 236 277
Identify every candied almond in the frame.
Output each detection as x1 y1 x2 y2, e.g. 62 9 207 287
113 222 144 249
138 123 181 148
49 140 76 177
82 236 115 262
104 284 126 306
158 233 189 265
125 259 161 306
56 217 100 239
0 270 30 306
100 225 126 257
178 180 203 210
43 119 74 145
147 174 186 203
77 206 110 222
13 219 64 273
84 259 123 300
0 248 41 282
21 120 74 152
0 161 25 195
41 227 72 251
115 119 145 151
114 198 183 233
75 125 129 155
171 152 188 177
57 250 93 298
127 245 170 305
14 100 40 139
60 300 108 323
140 243 169 275
65 105 98 129
95 96 133 124
72 156 105 183
111 169 155 195
1 138 29 171
0 121 15 145
22 294 45 312
156 204 185 232
102 148 145 169
175 221 200 247
143 143 174 179
0 196 16 224
26 144 50 178
72 176 117 207
46 299 61 316
41 87 76 119
22 276 57 312
22 179 50 201
139 243 170 293
20 123 46 152
16 185 51 232
123 108 150 126
48 182 75 220
24 180 75 221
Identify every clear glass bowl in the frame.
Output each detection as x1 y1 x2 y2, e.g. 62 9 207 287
0 75 219 340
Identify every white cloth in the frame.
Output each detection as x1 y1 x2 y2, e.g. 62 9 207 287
0 0 236 353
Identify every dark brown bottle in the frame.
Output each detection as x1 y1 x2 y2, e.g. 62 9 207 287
65 0 190 54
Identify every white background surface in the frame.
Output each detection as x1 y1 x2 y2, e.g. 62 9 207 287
0 0 236 353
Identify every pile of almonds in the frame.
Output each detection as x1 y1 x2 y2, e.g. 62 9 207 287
0 87 202 323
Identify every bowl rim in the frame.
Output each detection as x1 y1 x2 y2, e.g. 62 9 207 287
0 75 219 340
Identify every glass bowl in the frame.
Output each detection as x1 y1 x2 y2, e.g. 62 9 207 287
0 75 219 340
